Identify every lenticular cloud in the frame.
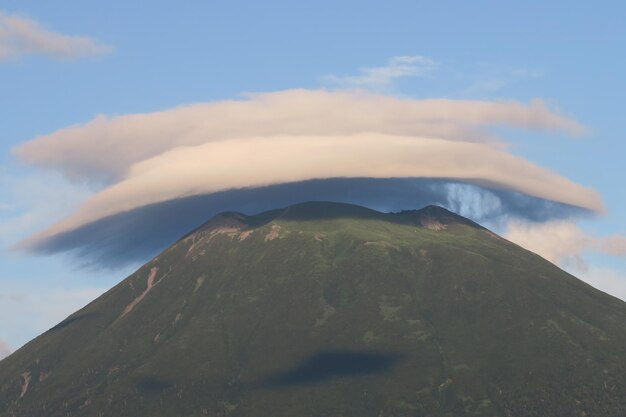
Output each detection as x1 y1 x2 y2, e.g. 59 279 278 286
16 89 585 183
13 89 601 259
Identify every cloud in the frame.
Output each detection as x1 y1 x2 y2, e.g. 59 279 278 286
15 89 586 183
0 169 91 245
505 220 626 269
0 340 10 360
11 89 600 267
464 63 544 95
0 286 108 351
19 133 602 247
576 267 626 302
0 11 113 61
503 219 626 303
323 55 437 89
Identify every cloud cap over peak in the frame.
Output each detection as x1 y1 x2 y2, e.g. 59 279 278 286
23 133 602 246
12 89 600 264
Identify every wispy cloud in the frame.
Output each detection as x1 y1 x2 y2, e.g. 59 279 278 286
464 63 544 95
0 169 91 245
0 11 113 61
505 220 626 270
577 267 626 302
323 55 436 89
0 286 108 350
504 219 626 302
0 340 10 360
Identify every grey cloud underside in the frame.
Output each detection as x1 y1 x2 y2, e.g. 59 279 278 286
26 178 590 269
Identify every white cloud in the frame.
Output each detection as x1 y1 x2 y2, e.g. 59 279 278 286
323 55 437 89
504 220 626 302
12 89 599 252
20 133 604 249
15 90 586 182
0 11 113 61
0 340 10 360
505 220 626 269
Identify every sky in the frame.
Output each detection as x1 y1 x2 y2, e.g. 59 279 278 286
1 0 626 358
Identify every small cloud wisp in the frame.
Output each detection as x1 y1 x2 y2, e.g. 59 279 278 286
323 55 437 89
0 11 113 61
0 340 10 360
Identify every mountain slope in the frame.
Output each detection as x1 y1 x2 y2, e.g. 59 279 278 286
1 202 625 416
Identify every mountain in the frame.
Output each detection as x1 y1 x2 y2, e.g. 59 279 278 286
1 202 625 416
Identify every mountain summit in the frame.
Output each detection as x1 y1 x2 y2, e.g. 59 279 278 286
1 202 625 416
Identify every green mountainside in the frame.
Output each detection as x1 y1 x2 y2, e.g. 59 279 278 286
1 202 625 416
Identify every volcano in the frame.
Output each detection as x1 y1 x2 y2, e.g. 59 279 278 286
1 202 625 416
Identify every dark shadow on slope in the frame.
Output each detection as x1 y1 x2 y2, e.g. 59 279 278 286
259 350 403 388
136 377 173 394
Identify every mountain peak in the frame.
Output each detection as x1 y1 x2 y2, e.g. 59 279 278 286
2 201 626 416
276 201 383 221
397 204 483 230
190 202 481 240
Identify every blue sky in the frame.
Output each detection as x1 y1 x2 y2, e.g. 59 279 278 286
1 0 626 356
